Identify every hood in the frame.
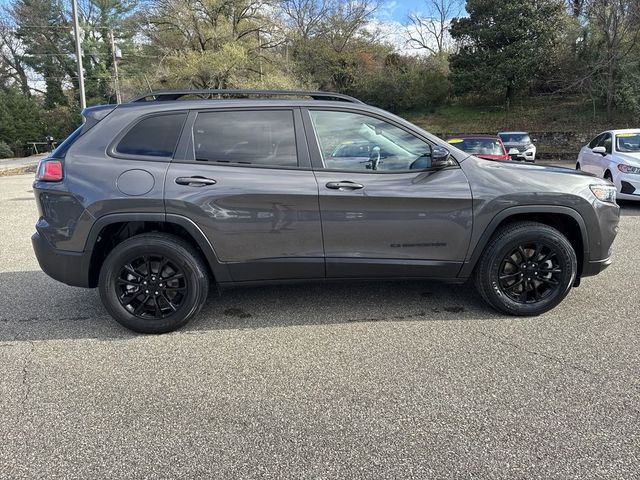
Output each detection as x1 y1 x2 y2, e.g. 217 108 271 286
616 151 640 167
483 159 596 178
502 141 533 148
476 154 509 161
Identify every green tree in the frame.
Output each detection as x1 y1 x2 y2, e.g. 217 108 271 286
11 0 74 107
585 0 640 117
0 88 46 154
449 0 567 103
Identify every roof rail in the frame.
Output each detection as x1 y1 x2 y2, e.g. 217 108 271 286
129 89 364 104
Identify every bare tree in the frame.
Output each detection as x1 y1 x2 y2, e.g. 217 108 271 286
588 0 640 117
281 0 332 39
0 19 30 95
325 0 380 53
406 0 462 55
568 0 588 18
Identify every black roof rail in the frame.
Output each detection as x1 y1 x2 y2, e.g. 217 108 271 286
128 89 364 104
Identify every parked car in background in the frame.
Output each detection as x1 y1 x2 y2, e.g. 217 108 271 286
498 131 537 162
447 135 511 161
576 129 640 201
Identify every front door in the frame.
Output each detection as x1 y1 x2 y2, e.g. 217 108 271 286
304 108 473 278
165 108 324 282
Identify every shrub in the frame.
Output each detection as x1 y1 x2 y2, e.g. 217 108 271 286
0 141 14 159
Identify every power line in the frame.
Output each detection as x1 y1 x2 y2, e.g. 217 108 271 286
20 52 162 58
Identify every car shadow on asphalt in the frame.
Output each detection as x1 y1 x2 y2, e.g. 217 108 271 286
0 271 503 342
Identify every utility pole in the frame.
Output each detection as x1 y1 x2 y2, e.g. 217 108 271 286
71 0 86 110
110 29 122 104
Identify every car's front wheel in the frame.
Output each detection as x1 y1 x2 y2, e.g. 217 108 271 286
99 233 209 333
475 221 577 316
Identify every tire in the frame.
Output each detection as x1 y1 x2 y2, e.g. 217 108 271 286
576 162 581 170
475 221 577 316
604 171 613 182
98 233 209 333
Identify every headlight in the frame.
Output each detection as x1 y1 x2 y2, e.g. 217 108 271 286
617 164 640 174
590 184 616 203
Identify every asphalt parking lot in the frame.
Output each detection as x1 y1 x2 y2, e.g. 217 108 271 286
1 173 639 479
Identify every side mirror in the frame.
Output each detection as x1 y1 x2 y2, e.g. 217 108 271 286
532 138 537 143
592 146 607 155
432 145 455 168
508 148 519 156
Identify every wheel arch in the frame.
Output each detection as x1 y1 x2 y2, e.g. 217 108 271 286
460 206 588 280
85 213 231 287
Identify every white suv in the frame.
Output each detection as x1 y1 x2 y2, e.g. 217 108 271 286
498 131 537 162
576 129 640 201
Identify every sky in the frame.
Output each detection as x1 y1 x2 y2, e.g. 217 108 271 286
0 0 458 54
381 0 436 22
0 0 444 20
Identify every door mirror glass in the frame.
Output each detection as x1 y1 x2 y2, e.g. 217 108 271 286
592 146 607 155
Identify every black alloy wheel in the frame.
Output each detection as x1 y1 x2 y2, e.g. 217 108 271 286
115 254 187 320
497 243 562 304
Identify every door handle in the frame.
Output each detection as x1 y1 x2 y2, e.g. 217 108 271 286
175 176 217 187
325 181 364 190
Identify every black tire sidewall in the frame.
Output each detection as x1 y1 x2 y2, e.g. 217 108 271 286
99 237 207 333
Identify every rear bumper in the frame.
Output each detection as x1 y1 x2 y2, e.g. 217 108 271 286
32 231 92 288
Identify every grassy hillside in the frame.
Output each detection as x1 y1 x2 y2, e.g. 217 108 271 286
402 96 636 135
401 96 638 161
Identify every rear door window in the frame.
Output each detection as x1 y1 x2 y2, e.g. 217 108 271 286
193 110 298 167
116 113 187 158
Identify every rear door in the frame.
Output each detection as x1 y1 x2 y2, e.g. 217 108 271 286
165 108 324 282
303 108 473 279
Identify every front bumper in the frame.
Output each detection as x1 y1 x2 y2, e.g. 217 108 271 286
615 173 640 200
581 256 612 277
32 231 92 288
512 150 536 162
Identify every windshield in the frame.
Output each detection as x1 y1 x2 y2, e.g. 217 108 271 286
499 133 531 144
615 133 640 153
448 138 504 155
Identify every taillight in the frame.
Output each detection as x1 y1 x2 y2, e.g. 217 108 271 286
36 159 64 182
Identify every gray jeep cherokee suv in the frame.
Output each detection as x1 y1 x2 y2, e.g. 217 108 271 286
32 90 619 333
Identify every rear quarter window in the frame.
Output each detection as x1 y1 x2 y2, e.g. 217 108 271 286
116 113 187 158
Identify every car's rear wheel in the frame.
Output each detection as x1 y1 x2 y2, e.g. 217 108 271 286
99 233 209 333
576 162 581 170
475 221 577 316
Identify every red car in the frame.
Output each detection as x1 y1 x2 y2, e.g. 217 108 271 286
447 135 510 161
